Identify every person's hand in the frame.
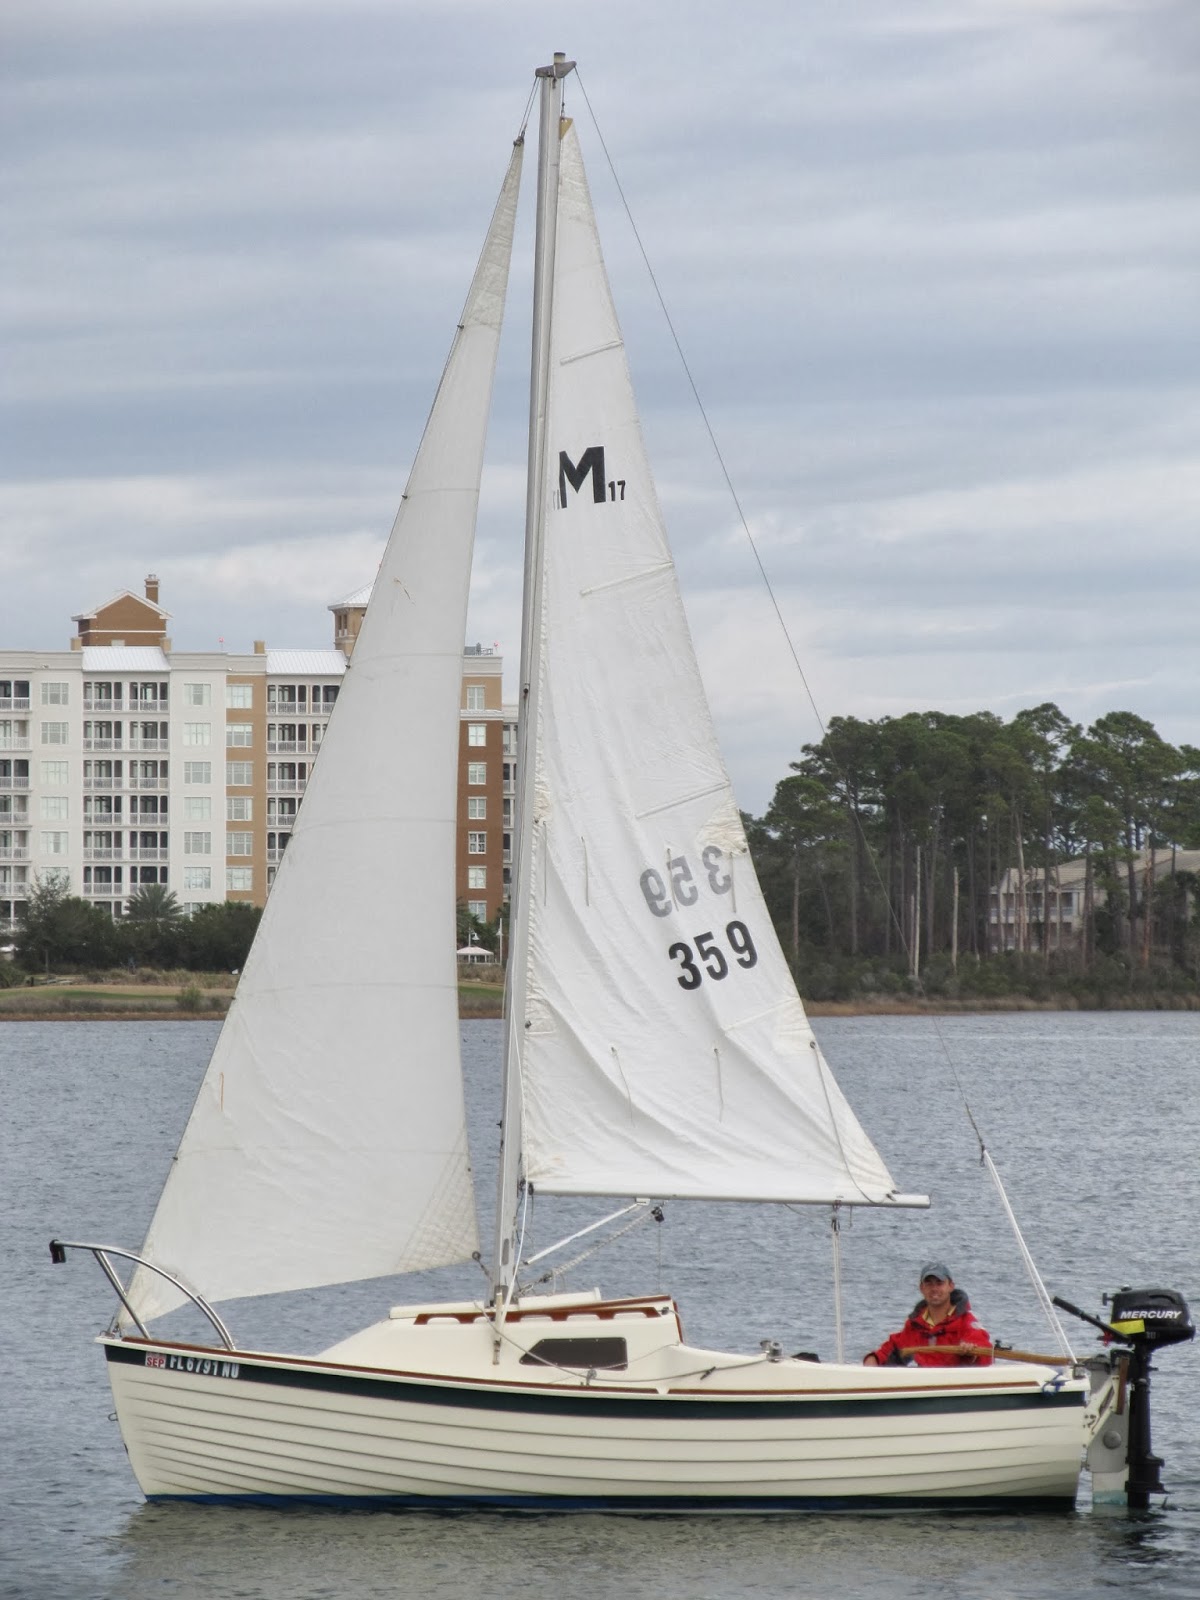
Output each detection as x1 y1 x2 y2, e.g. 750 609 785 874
863 1354 878 1366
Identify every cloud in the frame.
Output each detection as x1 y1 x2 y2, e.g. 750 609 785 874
3 0 1198 815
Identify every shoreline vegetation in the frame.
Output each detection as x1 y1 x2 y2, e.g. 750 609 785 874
2 971 1197 1022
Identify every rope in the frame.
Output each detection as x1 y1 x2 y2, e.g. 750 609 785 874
522 1205 663 1292
982 1150 1075 1358
567 67 1067 1364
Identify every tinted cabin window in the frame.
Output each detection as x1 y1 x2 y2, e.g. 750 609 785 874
519 1337 628 1370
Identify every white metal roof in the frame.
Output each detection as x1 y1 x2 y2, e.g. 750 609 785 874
265 650 347 677
81 647 171 670
329 583 373 610
73 589 170 622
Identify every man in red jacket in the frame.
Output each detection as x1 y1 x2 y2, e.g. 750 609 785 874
863 1263 993 1368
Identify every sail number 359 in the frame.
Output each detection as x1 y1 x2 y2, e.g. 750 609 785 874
639 849 758 990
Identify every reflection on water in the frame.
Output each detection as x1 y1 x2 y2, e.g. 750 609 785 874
4 1013 1199 1600
98 1496 1200 1600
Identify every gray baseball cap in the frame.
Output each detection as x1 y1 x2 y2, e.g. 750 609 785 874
919 1262 951 1283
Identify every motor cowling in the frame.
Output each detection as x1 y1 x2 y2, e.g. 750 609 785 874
1105 1287 1194 1350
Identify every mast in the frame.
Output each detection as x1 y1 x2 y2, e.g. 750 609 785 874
491 52 576 1307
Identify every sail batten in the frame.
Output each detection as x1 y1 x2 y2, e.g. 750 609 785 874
125 144 525 1325
512 125 904 1210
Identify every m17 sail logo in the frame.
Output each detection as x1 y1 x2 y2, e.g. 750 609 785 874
556 446 625 508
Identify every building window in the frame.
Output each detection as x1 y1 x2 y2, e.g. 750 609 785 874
227 796 253 821
467 761 486 785
40 722 69 745
467 724 486 747
183 866 211 890
468 831 486 855
226 724 252 747
40 683 69 705
226 761 253 785
467 899 487 920
183 761 212 783
183 831 211 854
227 831 253 856
183 723 211 747
184 683 211 706
40 797 68 821
466 685 486 711
184 797 212 820
226 684 253 708
226 866 253 891
40 831 69 854
467 866 486 889
467 796 486 820
40 760 69 785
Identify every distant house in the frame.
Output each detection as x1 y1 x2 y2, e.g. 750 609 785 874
989 849 1200 954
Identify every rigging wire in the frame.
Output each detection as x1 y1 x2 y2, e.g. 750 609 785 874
573 70 1071 1356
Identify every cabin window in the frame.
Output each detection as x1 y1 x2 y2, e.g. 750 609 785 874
467 724 486 747
466 685 486 711
467 762 486 785
519 1337 628 1371
226 684 253 709
184 683 211 706
184 762 212 784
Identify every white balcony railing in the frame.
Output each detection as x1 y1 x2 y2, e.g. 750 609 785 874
83 738 124 751
0 846 29 860
128 737 168 752
0 698 31 712
84 848 123 861
267 778 305 794
128 847 168 861
0 776 30 790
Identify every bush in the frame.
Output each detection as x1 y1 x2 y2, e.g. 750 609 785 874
177 984 204 1012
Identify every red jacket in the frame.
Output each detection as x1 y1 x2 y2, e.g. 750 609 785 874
869 1289 993 1368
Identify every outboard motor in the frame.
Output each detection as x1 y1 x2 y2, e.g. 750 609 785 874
1056 1287 1193 1510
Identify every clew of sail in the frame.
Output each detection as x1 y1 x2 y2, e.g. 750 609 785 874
125 144 525 1325
515 125 910 1207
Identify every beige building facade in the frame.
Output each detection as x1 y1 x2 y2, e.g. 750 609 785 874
0 578 515 933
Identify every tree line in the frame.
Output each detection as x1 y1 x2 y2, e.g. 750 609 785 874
744 705 1200 1002
2 879 261 981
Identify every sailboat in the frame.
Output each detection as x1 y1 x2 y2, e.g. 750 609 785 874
52 56 1190 1510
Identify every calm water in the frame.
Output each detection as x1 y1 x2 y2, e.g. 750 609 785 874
4 1012 1199 1599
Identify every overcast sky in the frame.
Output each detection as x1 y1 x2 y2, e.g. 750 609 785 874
4 0 1198 813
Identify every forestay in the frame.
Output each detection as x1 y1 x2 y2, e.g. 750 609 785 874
516 126 908 1207
125 145 524 1324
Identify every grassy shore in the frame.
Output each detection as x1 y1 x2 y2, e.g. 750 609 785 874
0 974 508 1021
2 974 1195 1021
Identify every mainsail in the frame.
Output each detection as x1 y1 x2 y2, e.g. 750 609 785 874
126 145 524 1324
514 125 906 1206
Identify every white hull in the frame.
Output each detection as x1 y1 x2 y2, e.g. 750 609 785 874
102 1297 1090 1509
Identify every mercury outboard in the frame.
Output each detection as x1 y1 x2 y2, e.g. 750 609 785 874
1055 1287 1194 1510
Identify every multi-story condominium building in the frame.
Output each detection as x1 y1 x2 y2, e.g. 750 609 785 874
0 577 515 933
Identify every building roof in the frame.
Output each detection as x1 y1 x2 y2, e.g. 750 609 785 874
73 590 171 622
329 583 373 611
265 650 347 677
81 646 171 670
